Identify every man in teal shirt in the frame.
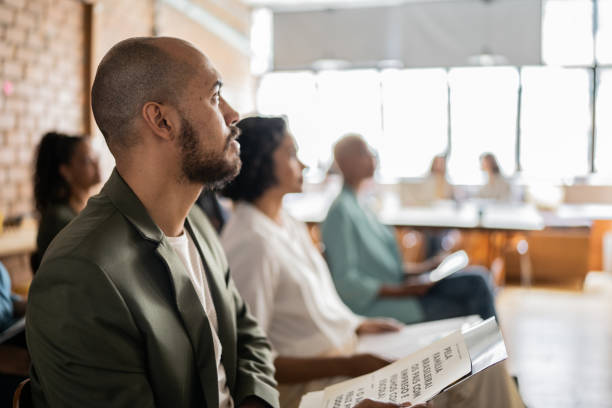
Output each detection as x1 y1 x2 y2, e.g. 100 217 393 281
321 135 496 324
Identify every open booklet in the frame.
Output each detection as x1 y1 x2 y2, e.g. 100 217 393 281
404 250 469 285
298 317 507 408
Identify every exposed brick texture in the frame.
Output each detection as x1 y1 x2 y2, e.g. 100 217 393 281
1 0 253 220
0 0 86 218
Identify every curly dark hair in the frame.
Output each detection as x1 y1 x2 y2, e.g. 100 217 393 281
222 116 288 202
33 132 84 213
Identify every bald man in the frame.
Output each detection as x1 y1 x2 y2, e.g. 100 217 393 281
26 37 278 408
321 135 497 325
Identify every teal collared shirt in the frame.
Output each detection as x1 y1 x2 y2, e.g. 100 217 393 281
321 185 423 321
26 169 279 408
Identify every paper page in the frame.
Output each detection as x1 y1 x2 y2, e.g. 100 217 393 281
356 315 481 361
320 330 471 407
299 391 324 408
429 250 469 282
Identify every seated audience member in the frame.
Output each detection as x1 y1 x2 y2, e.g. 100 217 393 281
31 132 101 271
321 135 496 325
420 155 459 258
26 37 278 408
478 152 511 201
221 117 524 408
421 154 454 202
0 261 28 407
0 261 25 333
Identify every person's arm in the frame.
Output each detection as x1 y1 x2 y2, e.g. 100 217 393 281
378 282 432 297
227 272 280 408
0 262 14 329
322 209 383 311
26 257 156 407
403 252 448 276
275 353 392 384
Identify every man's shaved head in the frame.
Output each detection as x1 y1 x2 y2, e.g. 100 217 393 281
91 37 198 153
334 134 376 185
334 134 366 165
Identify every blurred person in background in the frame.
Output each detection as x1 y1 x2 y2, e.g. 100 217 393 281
478 152 511 202
31 132 101 271
322 135 497 325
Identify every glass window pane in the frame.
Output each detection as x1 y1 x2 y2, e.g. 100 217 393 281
595 69 612 175
596 0 612 64
447 67 519 184
316 69 383 170
520 67 591 180
256 72 322 178
542 0 593 66
379 68 448 179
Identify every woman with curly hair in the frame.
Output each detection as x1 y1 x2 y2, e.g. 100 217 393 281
31 132 100 271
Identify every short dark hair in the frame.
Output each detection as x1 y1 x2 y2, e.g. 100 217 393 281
222 116 287 202
33 132 84 213
91 37 195 152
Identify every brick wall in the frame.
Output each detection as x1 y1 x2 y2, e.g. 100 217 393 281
0 0 87 219
0 0 255 218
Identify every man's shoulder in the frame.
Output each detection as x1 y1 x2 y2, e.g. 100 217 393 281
323 190 357 224
41 193 154 276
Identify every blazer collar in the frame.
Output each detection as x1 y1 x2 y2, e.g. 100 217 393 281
102 169 164 243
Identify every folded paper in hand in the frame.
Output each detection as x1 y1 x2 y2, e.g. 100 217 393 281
298 317 506 408
405 250 469 285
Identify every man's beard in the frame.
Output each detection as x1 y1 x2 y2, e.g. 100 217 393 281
179 118 241 190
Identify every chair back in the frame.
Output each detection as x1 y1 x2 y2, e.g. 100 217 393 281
13 378 31 408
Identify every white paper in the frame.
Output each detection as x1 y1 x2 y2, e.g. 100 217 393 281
429 250 469 282
318 330 471 408
405 250 469 285
356 315 481 361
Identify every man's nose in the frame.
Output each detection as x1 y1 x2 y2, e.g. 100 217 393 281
221 97 239 126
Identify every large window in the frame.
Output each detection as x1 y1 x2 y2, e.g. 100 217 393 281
448 67 519 183
253 0 612 183
596 69 612 175
380 69 448 179
542 0 593 66
520 67 591 180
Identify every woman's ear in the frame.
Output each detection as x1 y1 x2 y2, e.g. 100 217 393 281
59 163 72 184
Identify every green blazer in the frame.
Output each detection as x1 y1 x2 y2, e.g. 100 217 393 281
26 170 279 408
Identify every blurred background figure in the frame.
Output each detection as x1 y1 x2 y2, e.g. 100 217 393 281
322 135 497 325
421 154 454 202
31 132 101 272
479 152 511 202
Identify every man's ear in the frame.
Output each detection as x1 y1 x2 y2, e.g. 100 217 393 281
141 102 178 141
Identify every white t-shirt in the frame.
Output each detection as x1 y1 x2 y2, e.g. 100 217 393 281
221 202 362 358
167 231 233 408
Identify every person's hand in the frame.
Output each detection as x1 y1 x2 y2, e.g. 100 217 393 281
356 319 403 335
352 398 429 408
344 353 393 377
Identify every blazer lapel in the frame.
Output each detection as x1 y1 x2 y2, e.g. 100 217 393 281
103 169 220 408
156 240 220 408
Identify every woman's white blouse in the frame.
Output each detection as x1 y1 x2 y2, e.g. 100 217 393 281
221 202 362 357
